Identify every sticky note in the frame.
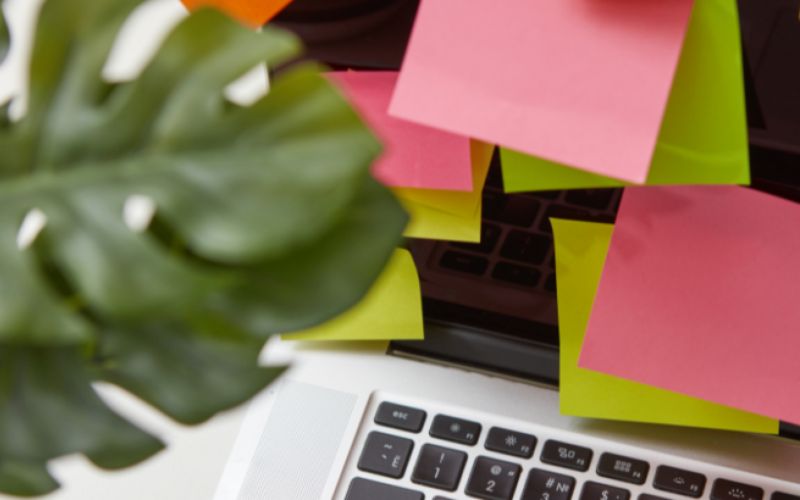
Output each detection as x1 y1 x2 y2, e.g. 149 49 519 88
396 141 493 242
579 186 800 425
390 0 695 183
329 71 473 191
182 0 292 26
502 0 749 192
402 198 482 243
396 141 493 219
282 249 423 341
552 218 778 433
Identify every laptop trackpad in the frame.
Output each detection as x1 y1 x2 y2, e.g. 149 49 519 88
236 381 358 500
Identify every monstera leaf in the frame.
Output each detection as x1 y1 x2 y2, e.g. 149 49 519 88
0 1 8 64
0 0 406 495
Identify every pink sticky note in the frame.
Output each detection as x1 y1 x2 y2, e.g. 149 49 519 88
579 186 800 424
389 0 695 184
328 71 472 191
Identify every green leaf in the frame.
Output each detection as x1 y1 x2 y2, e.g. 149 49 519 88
98 320 285 425
0 1 8 64
216 176 408 334
0 460 59 497
0 347 165 467
0 0 406 494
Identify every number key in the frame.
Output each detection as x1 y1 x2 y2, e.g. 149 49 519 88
411 444 467 492
579 481 630 500
521 468 576 500
465 456 521 500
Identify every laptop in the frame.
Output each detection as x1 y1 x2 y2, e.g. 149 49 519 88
214 1 800 499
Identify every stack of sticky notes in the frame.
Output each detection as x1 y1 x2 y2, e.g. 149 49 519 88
573 186 800 426
329 71 492 243
389 0 749 191
551 218 778 433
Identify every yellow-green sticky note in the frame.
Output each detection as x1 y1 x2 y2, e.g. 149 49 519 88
402 199 481 242
503 0 749 191
282 249 424 341
551 218 777 433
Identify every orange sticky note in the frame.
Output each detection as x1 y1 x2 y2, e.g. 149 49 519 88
182 0 292 26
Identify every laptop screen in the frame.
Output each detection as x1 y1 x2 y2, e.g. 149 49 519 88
272 0 800 438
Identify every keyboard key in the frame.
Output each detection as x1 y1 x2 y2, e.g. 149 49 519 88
440 251 489 275
484 190 507 221
540 440 593 472
465 456 522 500
434 497 456 500
454 223 503 254
711 479 764 500
492 262 542 287
521 468 576 500
345 477 423 500
653 465 706 498
411 443 467 492
500 230 551 264
596 452 649 485
580 481 631 500
357 431 414 479
539 205 590 233
565 189 616 210
639 495 671 500
430 414 482 445
497 196 541 227
374 402 426 433
773 494 800 500
484 427 537 458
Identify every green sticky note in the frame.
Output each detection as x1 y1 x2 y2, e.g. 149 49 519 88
282 249 424 341
503 0 750 191
551 219 778 433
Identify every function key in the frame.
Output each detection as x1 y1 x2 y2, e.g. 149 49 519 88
773 494 800 500
540 440 593 472
430 414 482 445
496 196 541 227
492 262 542 288
411 444 467 492
579 481 630 500
484 427 537 458
711 479 764 500
653 465 706 498
596 452 649 485
357 431 414 479
345 477 423 500
521 468 576 500
374 402 426 433
500 230 551 264
465 456 522 500
439 251 489 275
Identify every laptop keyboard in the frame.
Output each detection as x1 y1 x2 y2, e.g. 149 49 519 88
437 162 620 295
337 396 800 500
